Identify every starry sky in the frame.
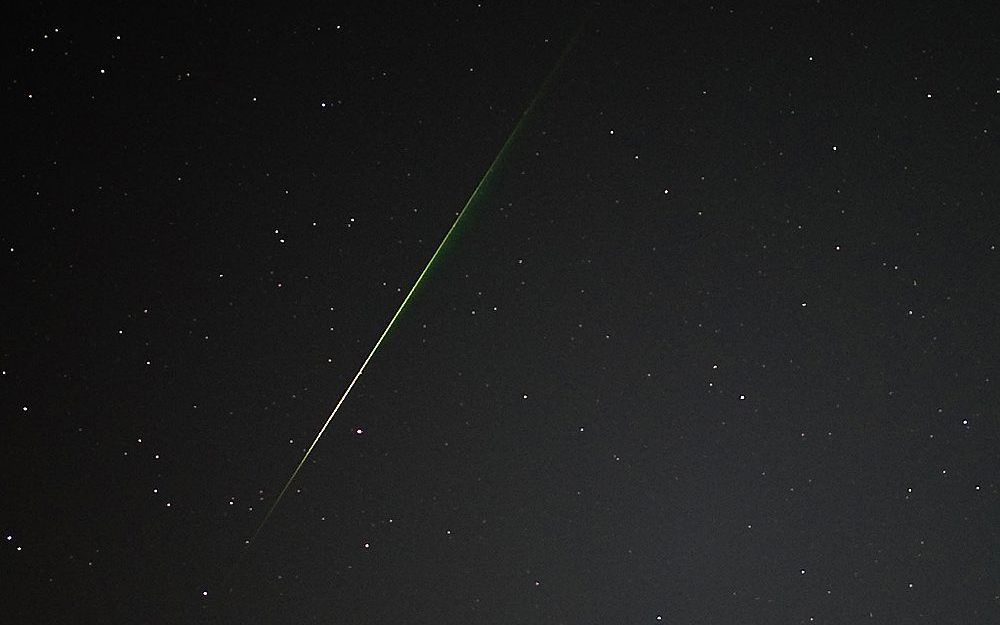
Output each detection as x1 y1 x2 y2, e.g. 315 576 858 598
5 2 1000 623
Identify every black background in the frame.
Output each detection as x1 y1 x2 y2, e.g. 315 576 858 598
5 2 999 623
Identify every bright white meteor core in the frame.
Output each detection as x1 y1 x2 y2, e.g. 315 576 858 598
246 23 584 547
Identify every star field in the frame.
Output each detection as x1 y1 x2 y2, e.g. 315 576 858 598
4 2 1000 623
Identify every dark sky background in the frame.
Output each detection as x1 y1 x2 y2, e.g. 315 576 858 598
5 2 1000 623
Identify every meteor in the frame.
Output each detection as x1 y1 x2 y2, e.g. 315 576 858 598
245 19 586 549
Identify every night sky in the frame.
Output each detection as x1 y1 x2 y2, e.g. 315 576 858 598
5 2 1000 623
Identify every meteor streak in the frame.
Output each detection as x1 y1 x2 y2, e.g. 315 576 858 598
245 19 586 549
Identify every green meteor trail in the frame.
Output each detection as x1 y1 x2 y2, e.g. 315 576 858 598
245 21 586 548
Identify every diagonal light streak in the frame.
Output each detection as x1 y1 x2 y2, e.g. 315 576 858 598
246 18 586 549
